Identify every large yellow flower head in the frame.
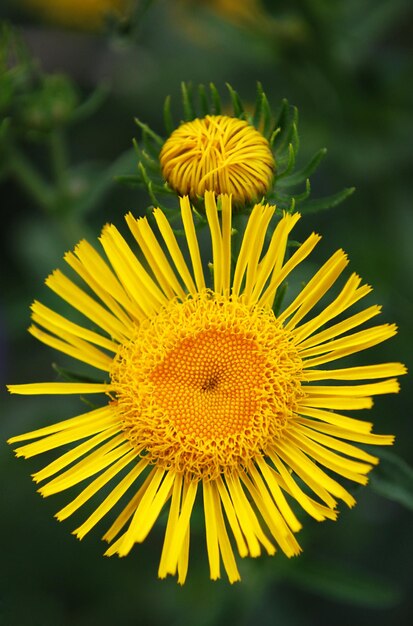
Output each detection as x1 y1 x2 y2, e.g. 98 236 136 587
160 115 274 205
8 193 405 583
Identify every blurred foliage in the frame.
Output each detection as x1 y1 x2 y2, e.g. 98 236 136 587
1 1 413 625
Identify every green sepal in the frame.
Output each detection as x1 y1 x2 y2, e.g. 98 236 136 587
209 83 221 114
276 142 296 179
278 147 327 187
181 81 195 121
297 186 355 213
134 118 163 147
163 94 174 136
197 84 210 117
252 81 265 129
226 83 245 119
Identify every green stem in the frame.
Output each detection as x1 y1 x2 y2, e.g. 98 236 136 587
49 128 69 210
8 146 54 212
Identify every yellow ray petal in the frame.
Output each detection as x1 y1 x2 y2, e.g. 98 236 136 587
297 305 382 350
242 205 276 303
31 301 119 353
12 415 118 459
291 274 371 344
254 457 302 532
7 382 110 395
29 324 112 372
65 248 137 327
286 430 371 483
251 211 301 304
279 249 349 329
177 525 191 585
153 208 197 295
56 449 137 522
118 469 175 556
205 191 224 294
46 269 129 342
161 479 198 575
300 324 398 361
70 239 137 319
103 470 155 544
211 481 241 583
39 434 128 496
215 476 248 558
99 225 166 316
260 232 321 309
203 480 220 580
300 396 373 411
291 422 380 464
159 473 183 579
226 473 275 556
180 196 207 292
32 427 122 485
294 417 394 446
220 194 232 294
268 450 333 519
8 405 115 443
232 203 274 297
241 469 301 557
74 457 149 540
304 362 407 381
126 213 186 300
276 439 355 507
296 405 373 433
304 379 400 398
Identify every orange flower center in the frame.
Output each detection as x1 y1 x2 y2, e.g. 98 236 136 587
150 329 266 440
110 293 303 480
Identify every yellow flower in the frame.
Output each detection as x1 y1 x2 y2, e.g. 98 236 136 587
8 193 405 583
160 115 274 205
23 0 129 30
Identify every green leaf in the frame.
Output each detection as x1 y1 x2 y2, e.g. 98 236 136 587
226 83 245 118
163 94 174 135
260 90 273 138
274 105 298 154
298 186 355 213
181 82 194 121
138 161 160 206
278 147 327 187
134 118 163 146
209 83 221 114
285 559 401 608
272 98 290 150
276 143 296 179
115 174 143 186
369 449 413 511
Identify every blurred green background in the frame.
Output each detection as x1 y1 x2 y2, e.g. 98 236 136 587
1 1 412 625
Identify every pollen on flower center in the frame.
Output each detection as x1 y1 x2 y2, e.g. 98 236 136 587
150 329 266 440
110 293 303 480
160 115 275 205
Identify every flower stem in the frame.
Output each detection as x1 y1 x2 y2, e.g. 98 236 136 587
8 146 54 212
